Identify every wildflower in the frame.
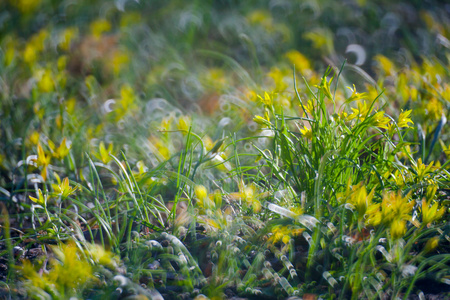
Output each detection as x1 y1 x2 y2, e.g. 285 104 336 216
59 27 78 51
371 111 391 129
424 98 443 121
194 185 208 202
36 69 55 93
268 67 288 92
3 38 16 66
374 55 395 76
421 200 445 226
440 141 450 159
29 131 40 145
301 99 314 117
303 29 333 55
425 179 438 201
10 0 42 14
345 183 375 220
257 92 273 107
299 126 312 140
253 115 271 126
177 115 191 134
29 189 46 206
52 174 77 199
53 138 71 160
35 143 51 180
348 101 371 121
423 236 439 253
85 243 118 269
397 110 413 128
112 50 130 75
346 84 367 102
413 158 434 182
90 19 111 38
367 191 414 240
158 116 172 132
48 242 93 291
285 50 311 73
96 141 113 164
315 74 334 101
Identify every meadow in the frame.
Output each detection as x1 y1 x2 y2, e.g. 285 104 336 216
0 0 449 299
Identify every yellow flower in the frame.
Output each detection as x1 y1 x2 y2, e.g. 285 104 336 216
423 236 439 253
29 131 40 145
268 67 288 92
390 219 407 240
29 189 46 206
112 50 130 75
53 138 71 160
440 141 450 159
367 191 414 240
49 242 93 290
315 74 334 101
177 115 191 134
413 158 434 182
257 92 273 106
96 141 113 164
303 99 314 116
398 110 413 128
348 101 371 121
299 126 312 140
9 0 42 14
374 55 395 76
35 69 55 93
346 84 367 102
90 19 111 38
424 98 443 121
195 185 208 202
346 183 375 220
52 174 77 199
422 200 445 226
59 27 78 51
285 50 311 73
371 111 391 129
253 115 271 126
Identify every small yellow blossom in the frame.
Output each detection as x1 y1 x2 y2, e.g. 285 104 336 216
29 189 46 206
348 101 371 121
413 158 434 182
299 126 312 140
423 236 439 253
52 174 77 199
59 27 78 51
257 92 273 106
96 141 113 164
36 69 55 93
367 191 414 240
177 115 191 134
315 75 334 101
398 110 413 128
345 182 375 220
422 200 445 226
371 111 391 129
90 19 112 38
195 185 208 202
424 98 443 121
285 50 311 73
112 50 130 75
374 55 395 76
346 85 367 102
